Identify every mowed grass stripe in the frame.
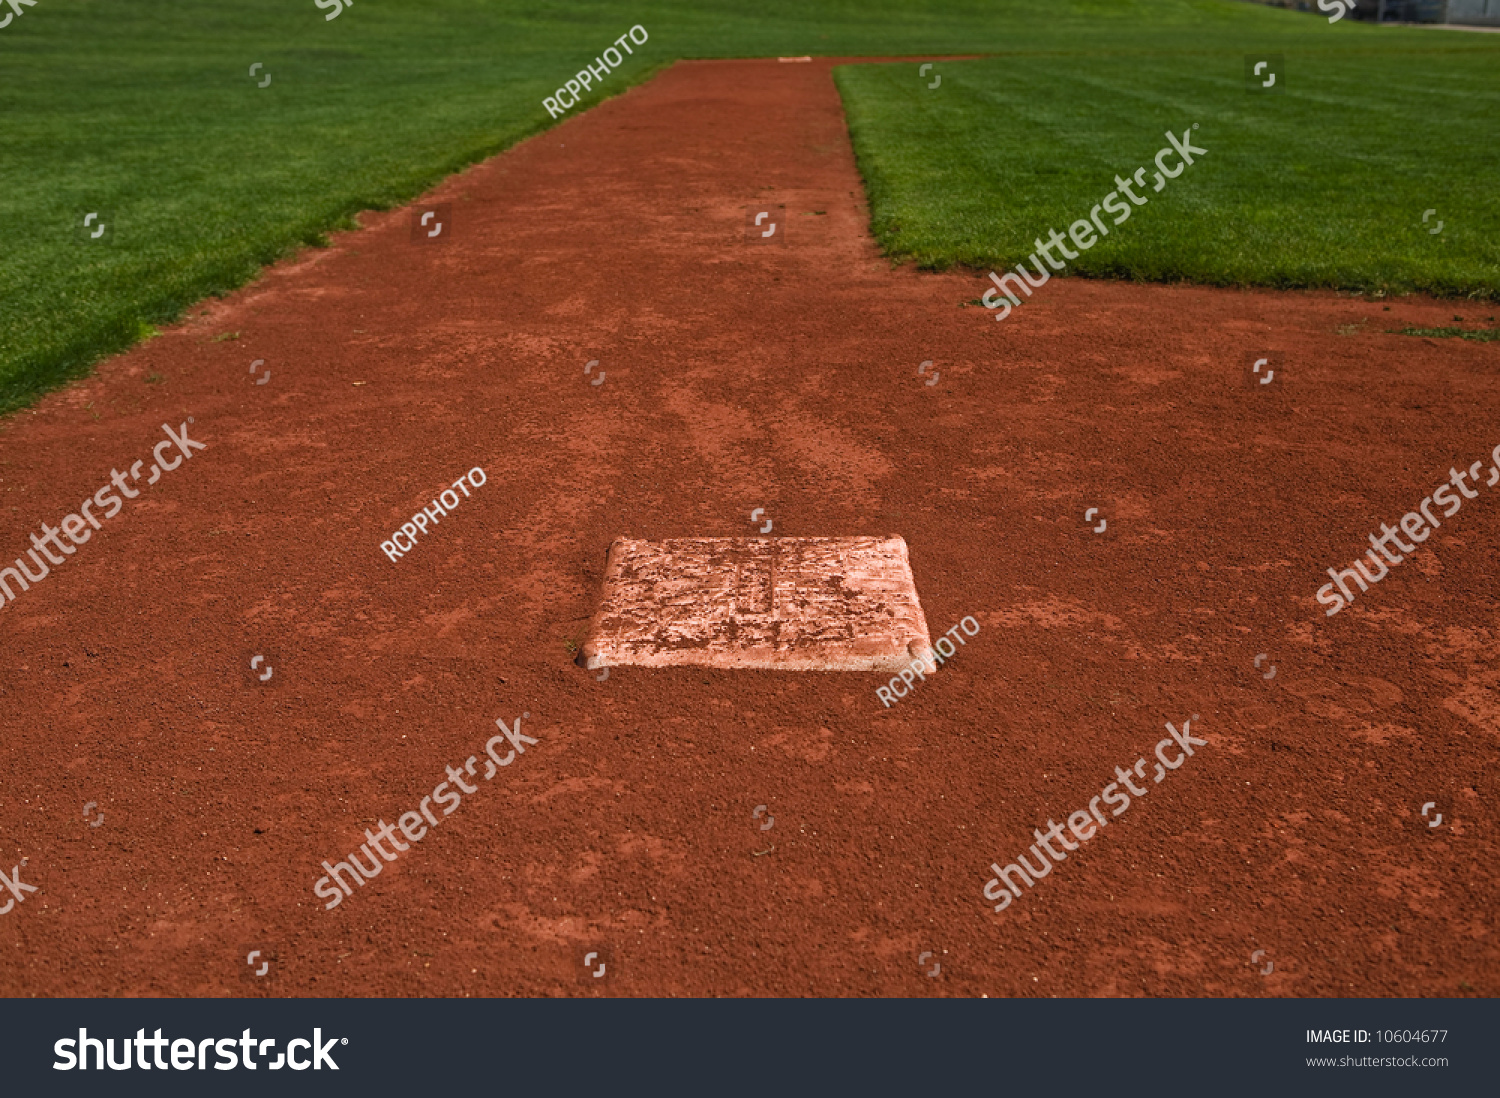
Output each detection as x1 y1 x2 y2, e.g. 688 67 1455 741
835 38 1500 294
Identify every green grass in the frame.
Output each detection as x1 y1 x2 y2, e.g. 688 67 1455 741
4 1 1498 417
834 12 1500 297
1400 326 1500 342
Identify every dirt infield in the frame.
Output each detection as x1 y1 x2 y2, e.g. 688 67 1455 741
1 57 1495 998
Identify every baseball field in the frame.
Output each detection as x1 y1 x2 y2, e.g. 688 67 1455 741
0 0 1496 999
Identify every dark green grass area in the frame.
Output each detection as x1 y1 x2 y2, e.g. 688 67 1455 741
5 1 1497 415
835 13 1500 298
1400 326 1500 342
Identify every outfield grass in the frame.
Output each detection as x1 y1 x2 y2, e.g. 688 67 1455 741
3 1 1497 416
1402 326 1500 342
835 15 1500 297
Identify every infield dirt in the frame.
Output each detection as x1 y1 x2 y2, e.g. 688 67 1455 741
0 58 1495 998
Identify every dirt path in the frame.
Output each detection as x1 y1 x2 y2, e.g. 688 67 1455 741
0 57 1494 998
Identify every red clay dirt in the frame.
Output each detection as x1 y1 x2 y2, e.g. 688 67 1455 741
0 58 1496 999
